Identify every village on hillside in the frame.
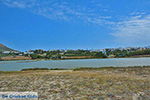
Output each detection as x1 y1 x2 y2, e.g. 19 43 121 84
1 43 150 60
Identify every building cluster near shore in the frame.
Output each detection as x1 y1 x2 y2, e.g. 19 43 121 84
1 44 150 60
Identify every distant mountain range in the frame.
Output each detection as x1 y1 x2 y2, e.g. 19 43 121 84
0 43 16 52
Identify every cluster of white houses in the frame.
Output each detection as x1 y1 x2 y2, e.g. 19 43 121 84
2 51 20 54
2 46 150 56
2 51 33 54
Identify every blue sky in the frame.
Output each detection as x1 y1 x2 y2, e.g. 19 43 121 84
0 0 150 51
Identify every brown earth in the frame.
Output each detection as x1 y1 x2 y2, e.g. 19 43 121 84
0 67 150 100
62 56 96 59
0 56 32 60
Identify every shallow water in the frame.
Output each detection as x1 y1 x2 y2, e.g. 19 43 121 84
0 57 150 71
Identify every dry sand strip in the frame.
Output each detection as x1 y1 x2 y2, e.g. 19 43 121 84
0 67 150 100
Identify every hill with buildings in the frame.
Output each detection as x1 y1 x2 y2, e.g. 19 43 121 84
1 43 150 60
0 44 31 60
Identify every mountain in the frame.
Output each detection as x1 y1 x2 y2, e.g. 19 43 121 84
0 44 16 52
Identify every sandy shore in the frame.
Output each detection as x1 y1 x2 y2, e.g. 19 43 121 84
0 67 150 100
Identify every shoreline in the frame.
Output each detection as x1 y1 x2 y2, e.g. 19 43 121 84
1 56 150 61
0 66 149 72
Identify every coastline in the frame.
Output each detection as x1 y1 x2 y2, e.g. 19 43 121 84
1 55 150 61
0 65 149 72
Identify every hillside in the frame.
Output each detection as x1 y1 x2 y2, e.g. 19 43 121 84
0 43 16 52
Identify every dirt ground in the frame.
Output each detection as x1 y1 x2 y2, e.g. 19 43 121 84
0 67 150 100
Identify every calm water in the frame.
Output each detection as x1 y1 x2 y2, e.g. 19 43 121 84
0 57 150 71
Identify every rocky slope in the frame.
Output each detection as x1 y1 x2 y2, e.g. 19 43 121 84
0 43 15 52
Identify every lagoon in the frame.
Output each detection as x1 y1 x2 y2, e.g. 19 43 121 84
0 57 150 71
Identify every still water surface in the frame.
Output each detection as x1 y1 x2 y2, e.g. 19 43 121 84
0 57 150 71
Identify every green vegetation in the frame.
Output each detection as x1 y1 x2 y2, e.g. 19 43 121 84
105 48 150 57
25 49 107 59
21 68 49 71
26 48 150 59
73 66 149 71
1 43 150 60
21 68 66 71
128 49 150 56
0 53 18 57
73 67 117 71
20 66 150 71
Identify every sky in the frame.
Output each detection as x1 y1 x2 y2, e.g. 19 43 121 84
0 0 150 51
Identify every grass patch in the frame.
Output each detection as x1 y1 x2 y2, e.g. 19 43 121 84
73 66 150 71
21 68 49 71
73 67 116 71
0 71 21 74
21 68 67 71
